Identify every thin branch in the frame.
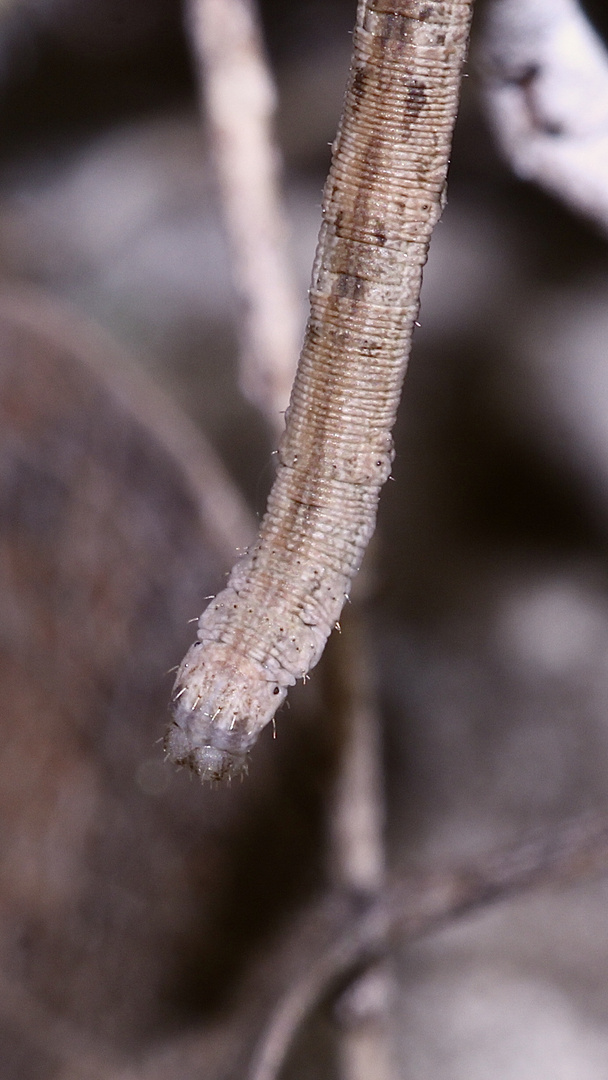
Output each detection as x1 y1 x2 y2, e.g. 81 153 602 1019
33 811 608 1080
480 0 608 235
248 812 608 1080
187 0 303 436
325 601 385 898
323 598 396 1080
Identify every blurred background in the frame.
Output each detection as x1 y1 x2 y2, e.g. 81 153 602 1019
2 0 608 1077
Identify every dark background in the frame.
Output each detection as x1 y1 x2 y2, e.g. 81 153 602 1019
2 2 608 1077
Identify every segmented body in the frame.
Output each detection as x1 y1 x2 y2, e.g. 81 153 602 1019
167 0 474 780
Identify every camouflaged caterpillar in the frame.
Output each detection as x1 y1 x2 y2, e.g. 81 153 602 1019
166 0 474 781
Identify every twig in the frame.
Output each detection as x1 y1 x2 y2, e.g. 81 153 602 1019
187 0 303 435
168 0 474 782
480 0 608 235
325 601 385 898
323 600 396 1080
248 812 608 1080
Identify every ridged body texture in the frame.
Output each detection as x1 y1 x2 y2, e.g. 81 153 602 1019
167 0 474 780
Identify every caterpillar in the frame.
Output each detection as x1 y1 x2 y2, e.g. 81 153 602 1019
166 0 474 781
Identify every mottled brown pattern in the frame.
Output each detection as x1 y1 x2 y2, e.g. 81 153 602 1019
351 66 368 106
167 0 474 781
371 0 433 15
378 12 414 43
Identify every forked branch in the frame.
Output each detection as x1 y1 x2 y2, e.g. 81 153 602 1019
249 813 608 1080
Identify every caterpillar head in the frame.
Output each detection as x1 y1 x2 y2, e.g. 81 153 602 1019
165 641 289 782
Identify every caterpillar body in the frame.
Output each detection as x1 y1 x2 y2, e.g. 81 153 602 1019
166 0 473 781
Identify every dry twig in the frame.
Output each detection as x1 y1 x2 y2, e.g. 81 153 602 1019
6 812 608 1080
323 602 395 1080
187 0 303 434
249 813 608 1080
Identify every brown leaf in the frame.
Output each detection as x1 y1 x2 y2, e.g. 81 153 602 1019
0 289 330 1077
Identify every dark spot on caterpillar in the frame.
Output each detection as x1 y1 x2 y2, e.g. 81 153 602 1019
335 210 344 232
335 273 366 301
371 0 427 13
352 66 367 105
380 11 394 42
355 133 383 197
375 227 387 246
404 78 427 130
360 338 383 355
375 4 441 44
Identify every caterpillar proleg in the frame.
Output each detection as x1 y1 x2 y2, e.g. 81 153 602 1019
166 0 474 781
